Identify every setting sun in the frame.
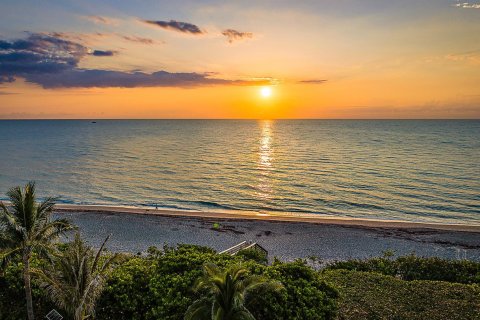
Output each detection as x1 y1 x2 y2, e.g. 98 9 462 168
260 87 272 98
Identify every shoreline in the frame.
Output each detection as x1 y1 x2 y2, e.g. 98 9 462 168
54 204 480 233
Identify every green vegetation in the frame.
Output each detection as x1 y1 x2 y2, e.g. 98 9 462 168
0 254 55 320
185 263 283 320
235 248 268 265
2 242 480 320
248 259 339 320
33 234 118 320
0 182 74 320
95 245 338 320
323 269 480 320
326 253 480 284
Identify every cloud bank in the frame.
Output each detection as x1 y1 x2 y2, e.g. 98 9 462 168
143 20 204 34
0 33 270 88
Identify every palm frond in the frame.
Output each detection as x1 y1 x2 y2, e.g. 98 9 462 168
0 247 21 270
1 182 72 320
91 234 111 272
184 297 212 320
33 218 76 244
0 203 27 241
230 308 256 320
37 233 115 320
36 196 58 223
186 263 283 320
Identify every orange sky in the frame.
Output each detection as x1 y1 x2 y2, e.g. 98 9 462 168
0 0 479 119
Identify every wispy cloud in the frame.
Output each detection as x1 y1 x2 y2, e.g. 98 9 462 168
142 20 204 35
445 51 480 64
0 91 17 95
221 29 253 43
49 31 157 46
453 1 480 9
46 31 108 46
119 35 156 45
299 79 328 84
83 15 119 25
0 33 272 88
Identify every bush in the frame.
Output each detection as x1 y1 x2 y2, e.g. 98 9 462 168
326 254 480 284
0 257 55 320
247 259 338 320
96 245 242 320
323 269 480 320
7 244 478 320
236 248 268 265
96 245 338 320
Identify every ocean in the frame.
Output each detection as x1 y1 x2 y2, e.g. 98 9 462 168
0 120 478 224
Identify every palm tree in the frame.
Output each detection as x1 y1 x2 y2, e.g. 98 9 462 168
0 182 74 320
185 263 283 320
34 233 118 320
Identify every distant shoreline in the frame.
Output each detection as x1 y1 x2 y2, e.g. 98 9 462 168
54 204 480 233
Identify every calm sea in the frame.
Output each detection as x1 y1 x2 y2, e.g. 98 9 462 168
0 120 478 224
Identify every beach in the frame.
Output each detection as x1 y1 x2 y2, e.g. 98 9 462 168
54 205 480 262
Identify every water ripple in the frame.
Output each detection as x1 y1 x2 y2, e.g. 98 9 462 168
0 119 479 224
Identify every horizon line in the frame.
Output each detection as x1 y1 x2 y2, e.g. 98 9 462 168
0 118 479 121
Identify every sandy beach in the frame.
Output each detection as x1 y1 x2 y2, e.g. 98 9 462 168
54 205 480 262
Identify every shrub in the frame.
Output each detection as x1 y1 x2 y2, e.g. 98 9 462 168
236 248 268 265
96 245 338 320
246 259 338 320
0 256 55 320
96 244 241 320
326 254 480 284
323 269 480 320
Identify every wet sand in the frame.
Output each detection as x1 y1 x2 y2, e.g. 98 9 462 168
54 205 480 262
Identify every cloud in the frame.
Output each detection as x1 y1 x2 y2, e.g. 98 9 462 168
143 20 204 34
445 51 480 64
47 31 156 46
91 50 117 56
0 33 272 88
120 35 156 45
0 33 88 77
41 31 109 47
453 2 480 8
83 15 119 25
23 70 271 89
0 33 87 59
299 79 327 84
221 29 253 43
0 75 15 83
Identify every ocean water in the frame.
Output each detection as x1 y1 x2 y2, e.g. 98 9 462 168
0 120 479 224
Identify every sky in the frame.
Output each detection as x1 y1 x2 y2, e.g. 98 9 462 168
0 0 479 119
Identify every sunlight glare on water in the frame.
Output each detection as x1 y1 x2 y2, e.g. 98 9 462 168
257 120 274 201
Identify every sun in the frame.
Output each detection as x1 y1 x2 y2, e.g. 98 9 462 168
260 86 272 98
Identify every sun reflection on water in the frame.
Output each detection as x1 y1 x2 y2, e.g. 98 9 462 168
257 120 274 200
